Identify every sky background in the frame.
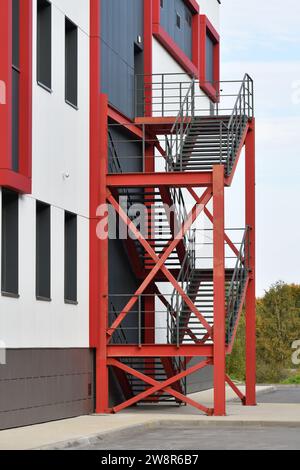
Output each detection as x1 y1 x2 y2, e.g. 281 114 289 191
221 0 300 296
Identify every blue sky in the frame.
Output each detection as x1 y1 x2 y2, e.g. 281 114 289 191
221 0 300 296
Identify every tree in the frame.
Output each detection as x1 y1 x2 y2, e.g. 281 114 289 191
227 282 300 383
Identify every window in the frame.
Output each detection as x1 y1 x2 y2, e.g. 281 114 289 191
206 34 215 84
12 0 20 172
160 0 164 8
176 13 181 29
185 10 192 28
200 15 220 103
37 0 52 91
64 212 77 303
36 201 51 300
1 190 19 296
65 18 78 108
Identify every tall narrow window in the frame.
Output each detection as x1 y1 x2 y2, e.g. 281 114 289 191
65 18 78 108
206 34 215 84
36 201 51 300
12 0 20 171
65 212 77 303
37 0 52 91
1 190 19 296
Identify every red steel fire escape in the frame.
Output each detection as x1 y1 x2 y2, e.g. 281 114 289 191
97 74 256 416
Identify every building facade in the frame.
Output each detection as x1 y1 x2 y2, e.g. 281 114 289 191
0 0 256 429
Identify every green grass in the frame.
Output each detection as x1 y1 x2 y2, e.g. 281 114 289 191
281 375 300 385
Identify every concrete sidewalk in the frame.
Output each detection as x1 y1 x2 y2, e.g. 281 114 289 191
0 385 299 450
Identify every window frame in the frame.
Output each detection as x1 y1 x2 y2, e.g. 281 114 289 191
199 15 220 103
37 0 52 93
1 189 19 298
36 201 51 302
65 16 78 109
64 211 78 305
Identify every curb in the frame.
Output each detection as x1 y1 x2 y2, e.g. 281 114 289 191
37 417 300 450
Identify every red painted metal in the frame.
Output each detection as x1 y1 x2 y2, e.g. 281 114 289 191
19 0 32 188
107 172 213 188
107 344 214 358
0 1 12 172
226 375 246 403
213 165 226 416
0 0 32 193
90 0 109 414
108 358 212 414
199 15 220 103
108 106 144 139
245 120 257 406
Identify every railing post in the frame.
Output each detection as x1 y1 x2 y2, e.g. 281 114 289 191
142 124 145 173
162 74 165 117
138 295 142 347
191 79 195 117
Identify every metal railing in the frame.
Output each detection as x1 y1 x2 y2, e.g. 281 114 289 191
226 226 251 344
134 73 254 176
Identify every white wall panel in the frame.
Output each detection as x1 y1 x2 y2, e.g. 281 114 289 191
0 0 90 348
0 191 89 348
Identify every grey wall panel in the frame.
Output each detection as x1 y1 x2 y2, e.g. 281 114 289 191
101 0 144 118
0 349 94 430
160 0 192 60
109 238 140 344
186 358 213 394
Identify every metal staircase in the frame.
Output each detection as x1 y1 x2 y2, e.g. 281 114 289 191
104 73 255 414
169 228 250 347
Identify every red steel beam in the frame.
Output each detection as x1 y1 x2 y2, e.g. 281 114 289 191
225 375 245 404
245 120 257 406
106 172 213 188
213 165 226 416
107 344 213 357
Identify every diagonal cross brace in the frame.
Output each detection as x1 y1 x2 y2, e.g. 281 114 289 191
107 188 213 341
107 358 213 414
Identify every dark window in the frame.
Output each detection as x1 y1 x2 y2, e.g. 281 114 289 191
185 10 192 27
12 0 20 69
12 0 20 172
36 201 51 300
37 0 52 91
176 13 181 29
65 18 78 108
64 212 77 303
160 0 164 8
206 34 215 84
1 190 19 296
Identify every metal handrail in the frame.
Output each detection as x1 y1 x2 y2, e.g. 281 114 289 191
226 226 250 343
135 73 254 176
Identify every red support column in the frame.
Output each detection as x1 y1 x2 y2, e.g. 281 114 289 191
96 95 109 414
245 120 256 406
213 165 226 416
